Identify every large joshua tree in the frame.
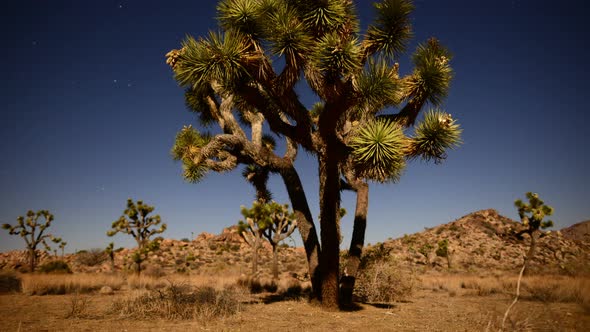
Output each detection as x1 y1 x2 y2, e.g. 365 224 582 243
168 0 461 308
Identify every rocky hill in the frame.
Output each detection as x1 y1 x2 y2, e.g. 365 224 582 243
561 220 590 243
373 209 590 275
1 209 588 276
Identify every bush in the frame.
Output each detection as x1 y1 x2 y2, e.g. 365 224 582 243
354 245 415 303
0 271 22 293
38 260 72 274
110 283 242 320
76 248 107 266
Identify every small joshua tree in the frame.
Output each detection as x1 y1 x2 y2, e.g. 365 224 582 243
435 239 453 269
238 201 297 279
59 241 67 257
105 242 116 272
502 192 554 329
107 199 167 275
2 210 63 272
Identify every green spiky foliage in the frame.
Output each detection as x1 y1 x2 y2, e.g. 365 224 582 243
107 199 167 275
2 210 63 272
350 119 406 183
171 125 214 183
238 200 297 278
364 0 414 59
166 0 461 308
408 109 462 164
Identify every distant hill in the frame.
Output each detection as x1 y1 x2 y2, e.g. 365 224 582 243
561 220 590 243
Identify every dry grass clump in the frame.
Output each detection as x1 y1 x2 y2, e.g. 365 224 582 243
354 259 416 303
236 275 278 294
65 292 92 319
21 273 125 295
520 276 590 305
109 282 243 320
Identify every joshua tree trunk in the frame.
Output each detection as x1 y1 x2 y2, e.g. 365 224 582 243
252 238 260 276
340 181 369 306
318 153 341 309
28 247 36 272
523 231 538 275
279 166 322 301
272 244 279 280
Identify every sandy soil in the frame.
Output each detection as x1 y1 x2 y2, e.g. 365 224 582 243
1 288 588 332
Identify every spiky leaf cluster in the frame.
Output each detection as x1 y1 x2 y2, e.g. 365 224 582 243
173 31 259 90
313 32 361 78
408 109 462 163
171 125 212 183
404 38 453 105
217 0 265 38
266 5 313 59
514 192 554 231
354 57 401 114
364 0 414 59
350 119 406 182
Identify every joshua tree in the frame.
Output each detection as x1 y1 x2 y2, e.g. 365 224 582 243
105 242 116 271
238 200 297 279
107 199 167 275
167 0 461 308
59 241 67 257
501 192 554 329
2 210 63 272
435 238 453 268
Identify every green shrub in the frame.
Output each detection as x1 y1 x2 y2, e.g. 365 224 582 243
38 260 72 274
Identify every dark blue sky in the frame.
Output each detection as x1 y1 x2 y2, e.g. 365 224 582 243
1 0 588 252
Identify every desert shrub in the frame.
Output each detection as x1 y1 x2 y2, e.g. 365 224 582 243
278 278 304 299
0 271 22 293
38 260 72 274
142 264 165 278
110 283 241 320
459 277 501 296
354 252 416 303
21 273 124 295
76 248 107 266
66 293 92 318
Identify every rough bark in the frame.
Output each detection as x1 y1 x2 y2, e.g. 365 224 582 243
28 248 36 272
523 231 538 275
271 245 279 280
279 166 322 301
252 238 259 275
318 152 342 309
340 181 368 306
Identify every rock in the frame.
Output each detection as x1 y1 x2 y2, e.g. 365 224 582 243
99 286 114 295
